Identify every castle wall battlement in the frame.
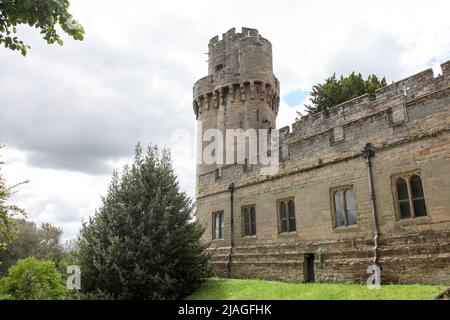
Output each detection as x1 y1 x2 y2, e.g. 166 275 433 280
290 61 450 140
197 60 450 196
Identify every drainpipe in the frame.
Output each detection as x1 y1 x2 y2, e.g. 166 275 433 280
362 143 380 266
226 182 235 278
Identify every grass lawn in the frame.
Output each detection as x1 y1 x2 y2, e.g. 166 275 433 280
186 278 447 300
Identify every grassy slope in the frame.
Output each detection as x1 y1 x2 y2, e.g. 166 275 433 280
187 279 446 300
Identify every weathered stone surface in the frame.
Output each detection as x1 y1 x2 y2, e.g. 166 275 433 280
193 27 450 285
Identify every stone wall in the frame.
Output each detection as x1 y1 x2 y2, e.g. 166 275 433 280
194 29 450 285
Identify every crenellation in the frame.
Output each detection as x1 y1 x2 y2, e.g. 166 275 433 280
442 60 450 77
290 65 449 142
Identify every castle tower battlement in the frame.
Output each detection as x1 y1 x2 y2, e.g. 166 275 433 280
193 27 280 177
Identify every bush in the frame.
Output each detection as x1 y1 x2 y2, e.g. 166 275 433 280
78 144 211 299
0 257 67 300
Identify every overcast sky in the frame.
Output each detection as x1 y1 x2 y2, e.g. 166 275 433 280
1 0 449 240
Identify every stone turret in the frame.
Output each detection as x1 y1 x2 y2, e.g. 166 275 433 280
193 27 280 177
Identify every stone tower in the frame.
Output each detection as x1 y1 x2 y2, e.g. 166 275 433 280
193 27 280 179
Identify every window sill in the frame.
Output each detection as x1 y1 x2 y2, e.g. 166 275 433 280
333 225 360 233
242 235 257 240
278 231 298 238
212 238 225 242
396 216 431 226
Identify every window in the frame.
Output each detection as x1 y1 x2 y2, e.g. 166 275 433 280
242 206 256 236
331 186 357 228
393 173 427 219
215 64 224 72
243 158 250 173
278 198 296 233
212 211 224 240
215 168 222 180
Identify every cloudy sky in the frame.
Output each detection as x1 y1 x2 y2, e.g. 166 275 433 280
1 0 449 240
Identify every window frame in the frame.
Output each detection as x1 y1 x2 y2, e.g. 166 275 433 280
392 172 428 221
212 211 224 240
241 205 257 237
277 197 297 234
215 64 224 72
330 185 358 229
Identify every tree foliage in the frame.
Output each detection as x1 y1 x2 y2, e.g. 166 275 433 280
0 144 26 250
305 72 387 114
0 257 67 300
0 219 64 276
0 0 84 56
78 144 211 300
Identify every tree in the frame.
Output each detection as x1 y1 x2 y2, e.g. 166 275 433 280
0 143 26 251
0 0 84 56
0 220 64 276
305 72 387 114
0 257 67 300
36 222 64 263
78 144 211 300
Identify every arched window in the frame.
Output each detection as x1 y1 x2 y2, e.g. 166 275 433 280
331 187 357 228
288 200 296 232
280 201 287 233
334 191 345 227
278 198 296 233
251 207 256 235
345 189 357 225
393 173 428 220
396 177 411 219
394 173 428 219
411 175 427 217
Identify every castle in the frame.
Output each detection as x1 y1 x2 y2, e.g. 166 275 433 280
193 27 450 284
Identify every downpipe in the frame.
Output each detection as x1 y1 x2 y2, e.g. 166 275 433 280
226 182 235 278
362 143 380 267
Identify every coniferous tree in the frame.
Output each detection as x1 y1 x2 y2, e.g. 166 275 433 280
77 144 211 300
305 72 387 114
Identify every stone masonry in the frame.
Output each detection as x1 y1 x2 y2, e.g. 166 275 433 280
193 27 450 285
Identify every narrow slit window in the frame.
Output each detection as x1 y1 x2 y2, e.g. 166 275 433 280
212 211 224 240
242 206 256 236
334 191 345 227
411 175 427 217
278 198 296 233
396 178 411 219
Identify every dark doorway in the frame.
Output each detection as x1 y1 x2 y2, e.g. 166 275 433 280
304 254 315 282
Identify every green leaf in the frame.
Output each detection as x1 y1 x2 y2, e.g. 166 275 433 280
0 0 84 56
